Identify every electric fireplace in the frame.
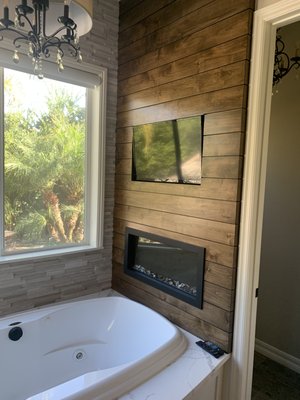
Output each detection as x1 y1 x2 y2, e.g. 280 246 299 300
124 228 205 308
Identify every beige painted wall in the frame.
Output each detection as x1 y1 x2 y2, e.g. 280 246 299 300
255 21 300 358
256 0 282 10
0 0 119 316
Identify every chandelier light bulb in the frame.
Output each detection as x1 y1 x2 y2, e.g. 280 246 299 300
56 50 62 61
33 58 44 79
28 42 34 57
14 14 19 27
13 50 20 64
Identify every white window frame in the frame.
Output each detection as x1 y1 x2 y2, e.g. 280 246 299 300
0 48 107 263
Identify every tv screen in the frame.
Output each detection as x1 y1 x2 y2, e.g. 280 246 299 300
132 115 203 184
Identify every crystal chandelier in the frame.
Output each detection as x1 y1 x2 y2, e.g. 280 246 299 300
273 33 300 86
0 0 93 78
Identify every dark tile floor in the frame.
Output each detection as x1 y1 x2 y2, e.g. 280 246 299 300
251 352 300 400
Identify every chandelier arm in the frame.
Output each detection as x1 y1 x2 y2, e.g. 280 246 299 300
0 26 32 41
278 51 290 73
13 35 32 49
16 13 77 42
276 53 294 81
273 33 300 86
63 42 79 57
43 40 65 57
290 57 300 70
47 25 77 40
43 39 79 58
16 12 35 32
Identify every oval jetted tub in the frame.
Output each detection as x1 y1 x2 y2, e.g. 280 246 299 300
0 296 187 400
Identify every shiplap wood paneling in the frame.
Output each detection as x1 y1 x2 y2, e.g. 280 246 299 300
113 0 254 352
0 0 119 316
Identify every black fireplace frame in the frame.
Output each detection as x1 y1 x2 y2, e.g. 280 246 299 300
124 227 205 308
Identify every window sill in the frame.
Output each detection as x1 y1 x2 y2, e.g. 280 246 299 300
0 245 104 265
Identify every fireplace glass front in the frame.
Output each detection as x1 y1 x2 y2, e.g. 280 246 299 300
124 228 205 308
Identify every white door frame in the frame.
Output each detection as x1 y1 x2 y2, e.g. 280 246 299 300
228 1 300 400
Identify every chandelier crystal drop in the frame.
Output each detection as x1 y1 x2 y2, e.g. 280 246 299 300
0 0 92 78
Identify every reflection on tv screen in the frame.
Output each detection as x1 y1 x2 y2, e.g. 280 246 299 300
132 116 202 184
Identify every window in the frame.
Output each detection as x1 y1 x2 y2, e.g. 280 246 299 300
0 51 106 261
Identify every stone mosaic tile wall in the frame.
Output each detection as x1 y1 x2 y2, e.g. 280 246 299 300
0 0 119 316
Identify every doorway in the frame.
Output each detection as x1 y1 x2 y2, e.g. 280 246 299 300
228 1 300 400
251 21 300 399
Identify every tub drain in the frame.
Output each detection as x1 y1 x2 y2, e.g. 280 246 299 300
73 350 86 361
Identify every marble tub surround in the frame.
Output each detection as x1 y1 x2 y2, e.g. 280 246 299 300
120 329 230 400
2 290 229 399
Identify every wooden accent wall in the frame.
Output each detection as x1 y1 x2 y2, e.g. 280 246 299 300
113 0 254 352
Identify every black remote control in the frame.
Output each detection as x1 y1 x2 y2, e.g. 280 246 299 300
195 340 225 358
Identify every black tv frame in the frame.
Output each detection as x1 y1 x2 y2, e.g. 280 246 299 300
131 115 204 185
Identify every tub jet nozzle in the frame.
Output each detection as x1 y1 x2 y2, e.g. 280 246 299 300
8 326 23 341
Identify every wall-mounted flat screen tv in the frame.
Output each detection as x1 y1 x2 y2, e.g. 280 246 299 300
132 115 203 184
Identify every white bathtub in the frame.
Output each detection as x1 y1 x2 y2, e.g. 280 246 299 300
0 297 187 400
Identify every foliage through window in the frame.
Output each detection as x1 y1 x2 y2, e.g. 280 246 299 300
0 64 105 258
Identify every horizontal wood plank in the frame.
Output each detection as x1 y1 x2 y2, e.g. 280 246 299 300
119 0 253 65
119 11 252 80
113 261 234 312
119 0 144 16
112 269 232 351
118 35 250 96
116 155 244 179
204 282 235 312
202 156 243 179
119 0 212 48
205 262 236 290
113 220 237 268
114 204 238 246
113 262 234 332
117 86 247 128
116 127 133 143
204 109 246 135
116 132 245 159
116 110 246 143
118 61 248 112
114 176 242 202
203 133 245 157
115 189 239 224
116 142 131 159
115 158 131 175
119 0 175 32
